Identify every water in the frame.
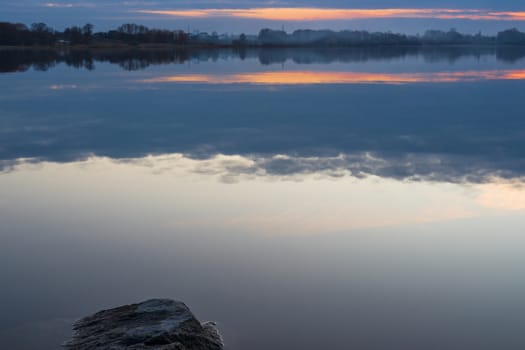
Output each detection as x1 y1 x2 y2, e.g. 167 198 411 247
1 47 525 349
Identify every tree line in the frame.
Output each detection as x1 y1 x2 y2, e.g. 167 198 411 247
0 22 188 46
1 21 525 47
257 28 525 46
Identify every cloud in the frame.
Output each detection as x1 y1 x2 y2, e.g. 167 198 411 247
135 8 525 21
49 84 78 90
43 2 94 8
44 3 74 8
186 153 517 184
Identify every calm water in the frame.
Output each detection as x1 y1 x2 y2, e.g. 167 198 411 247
1 47 525 349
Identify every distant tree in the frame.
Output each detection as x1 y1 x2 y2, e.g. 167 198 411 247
31 22 50 33
64 26 83 45
258 28 288 45
497 28 525 45
82 23 94 43
118 23 148 35
173 30 188 45
422 29 464 44
233 33 247 46
30 22 55 45
0 22 31 45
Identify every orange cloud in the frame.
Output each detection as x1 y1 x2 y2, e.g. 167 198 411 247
139 70 525 85
489 11 525 21
135 8 525 21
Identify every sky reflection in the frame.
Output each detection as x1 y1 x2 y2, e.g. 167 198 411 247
2 47 525 350
3 150 525 350
1 49 525 185
139 69 525 85
3 154 524 236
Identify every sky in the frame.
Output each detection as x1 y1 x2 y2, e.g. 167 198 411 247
2 1 525 35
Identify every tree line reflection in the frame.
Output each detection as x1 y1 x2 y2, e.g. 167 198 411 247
2 46 525 73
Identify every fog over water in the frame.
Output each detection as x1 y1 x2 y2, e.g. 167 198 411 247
1 47 525 349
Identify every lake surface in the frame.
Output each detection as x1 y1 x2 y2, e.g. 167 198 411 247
1 47 525 349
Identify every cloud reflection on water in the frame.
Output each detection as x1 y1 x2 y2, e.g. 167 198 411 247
3 153 525 236
2 48 525 189
139 69 525 85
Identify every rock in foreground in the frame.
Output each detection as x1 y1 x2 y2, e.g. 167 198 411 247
63 299 223 350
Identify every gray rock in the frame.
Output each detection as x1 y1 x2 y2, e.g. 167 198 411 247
63 299 223 350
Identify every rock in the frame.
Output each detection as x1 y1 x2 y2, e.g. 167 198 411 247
63 299 223 350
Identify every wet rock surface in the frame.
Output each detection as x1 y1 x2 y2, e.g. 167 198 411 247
63 299 223 350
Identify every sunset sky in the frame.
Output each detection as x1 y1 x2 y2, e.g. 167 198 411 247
3 1 525 34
